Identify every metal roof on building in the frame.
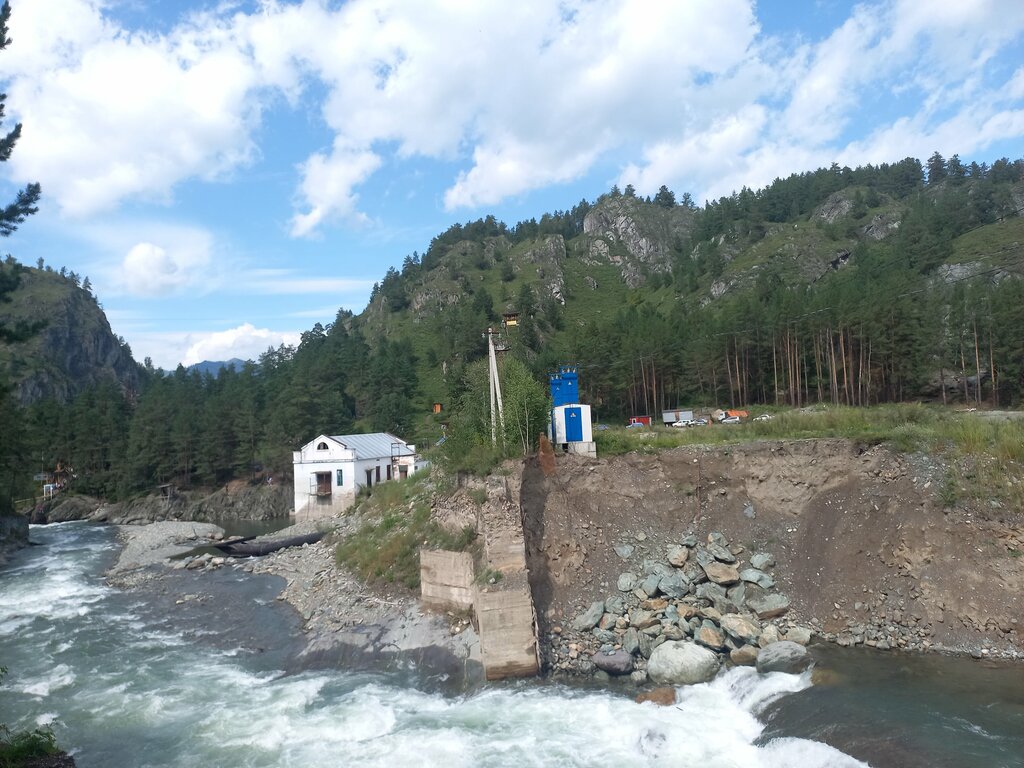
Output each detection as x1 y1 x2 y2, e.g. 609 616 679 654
328 432 415 461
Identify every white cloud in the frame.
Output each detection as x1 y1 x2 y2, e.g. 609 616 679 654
181 323 300 366
289 140 382 236
5 0 260 216
4 0 1024 231
77 221 217 297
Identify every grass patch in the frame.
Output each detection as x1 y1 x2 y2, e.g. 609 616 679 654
0 725 60 768
335 474 476 589
1 667 61 768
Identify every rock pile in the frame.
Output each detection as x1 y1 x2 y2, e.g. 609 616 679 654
550 531 814 683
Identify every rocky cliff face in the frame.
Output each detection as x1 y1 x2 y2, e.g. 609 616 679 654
582 197 694 287
0 267 141 405
30 484 292 525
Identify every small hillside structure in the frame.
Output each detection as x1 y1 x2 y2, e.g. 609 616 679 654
292 432 426 519
548 366 596 458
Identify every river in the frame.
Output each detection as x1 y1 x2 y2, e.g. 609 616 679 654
1 522 1022 767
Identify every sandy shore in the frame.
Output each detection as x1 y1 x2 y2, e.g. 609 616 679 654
105 519 483 688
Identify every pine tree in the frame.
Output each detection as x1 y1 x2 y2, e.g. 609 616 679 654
0 2 40 239
0 1 40 513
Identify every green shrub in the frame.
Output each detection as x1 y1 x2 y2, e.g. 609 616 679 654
336 488 476 589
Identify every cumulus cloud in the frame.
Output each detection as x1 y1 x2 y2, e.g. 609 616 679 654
101 224 215 297
4 0 1024 230
5 0 261 217
181 323 301 367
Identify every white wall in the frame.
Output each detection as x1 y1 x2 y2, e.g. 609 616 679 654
292 435 423 519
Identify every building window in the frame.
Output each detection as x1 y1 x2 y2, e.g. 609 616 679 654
386 464 392 481
336 469 344 487
316 442 329 451
375 466 381 482
315 472 331 497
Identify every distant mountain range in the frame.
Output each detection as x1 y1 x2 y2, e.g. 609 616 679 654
185 358 246 378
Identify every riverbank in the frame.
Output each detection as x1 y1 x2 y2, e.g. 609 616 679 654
105 519 482 689
519 441 1024 671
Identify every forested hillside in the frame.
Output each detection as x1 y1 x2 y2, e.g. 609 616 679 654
2 152 1023 504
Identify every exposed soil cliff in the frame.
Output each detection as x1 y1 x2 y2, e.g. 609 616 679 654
520 439 1023 663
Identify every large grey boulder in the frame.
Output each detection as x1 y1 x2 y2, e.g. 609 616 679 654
592 649 634 675
756 641 812 674
647 641 720 685
617 572 637 592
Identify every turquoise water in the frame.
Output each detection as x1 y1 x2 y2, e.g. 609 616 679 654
1 523 1021 767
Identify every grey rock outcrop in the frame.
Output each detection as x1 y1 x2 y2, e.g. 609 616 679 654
647 641 720 685
756 641 812 674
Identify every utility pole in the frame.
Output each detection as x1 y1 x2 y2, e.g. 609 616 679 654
485 328 506 447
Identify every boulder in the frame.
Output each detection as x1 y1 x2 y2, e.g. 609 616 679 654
658 572 690 598
640 573 662 598
614 544 635 560
727 582 748 606
622 627 640 655
684 561 708 584
702 561 740 586
708 543 736 563
707 531 728 547
720 614 762 646
667 545 690 567
785 626 813 646
605 594 625 615
617 572 637 592
642 559 673 577
750 552 775 570
647 641 721 685
696 620 727 650
756 641 812 674
663 625 686 641
694 547 714 567
592 649 634 675
730 645 759 666
740 568 775 590
636 687 676 706
572 600 606 631
630 608 659 629
680 534 698 548
759 625 782 647
748 593 790 619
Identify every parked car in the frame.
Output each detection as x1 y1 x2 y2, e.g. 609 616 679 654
625 422 646 429
672 419 695 428
721 415 741 424
692 418 708 426
753 413 773 422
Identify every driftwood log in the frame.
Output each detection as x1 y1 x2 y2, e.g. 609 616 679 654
212 531 324 557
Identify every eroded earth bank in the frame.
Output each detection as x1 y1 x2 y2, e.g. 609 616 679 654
517 438 1023 676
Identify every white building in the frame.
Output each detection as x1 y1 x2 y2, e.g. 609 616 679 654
292 432 426 519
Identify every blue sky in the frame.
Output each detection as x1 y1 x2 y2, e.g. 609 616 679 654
2 0 1023 368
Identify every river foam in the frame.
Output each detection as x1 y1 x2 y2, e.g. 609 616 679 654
1 523 871 768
